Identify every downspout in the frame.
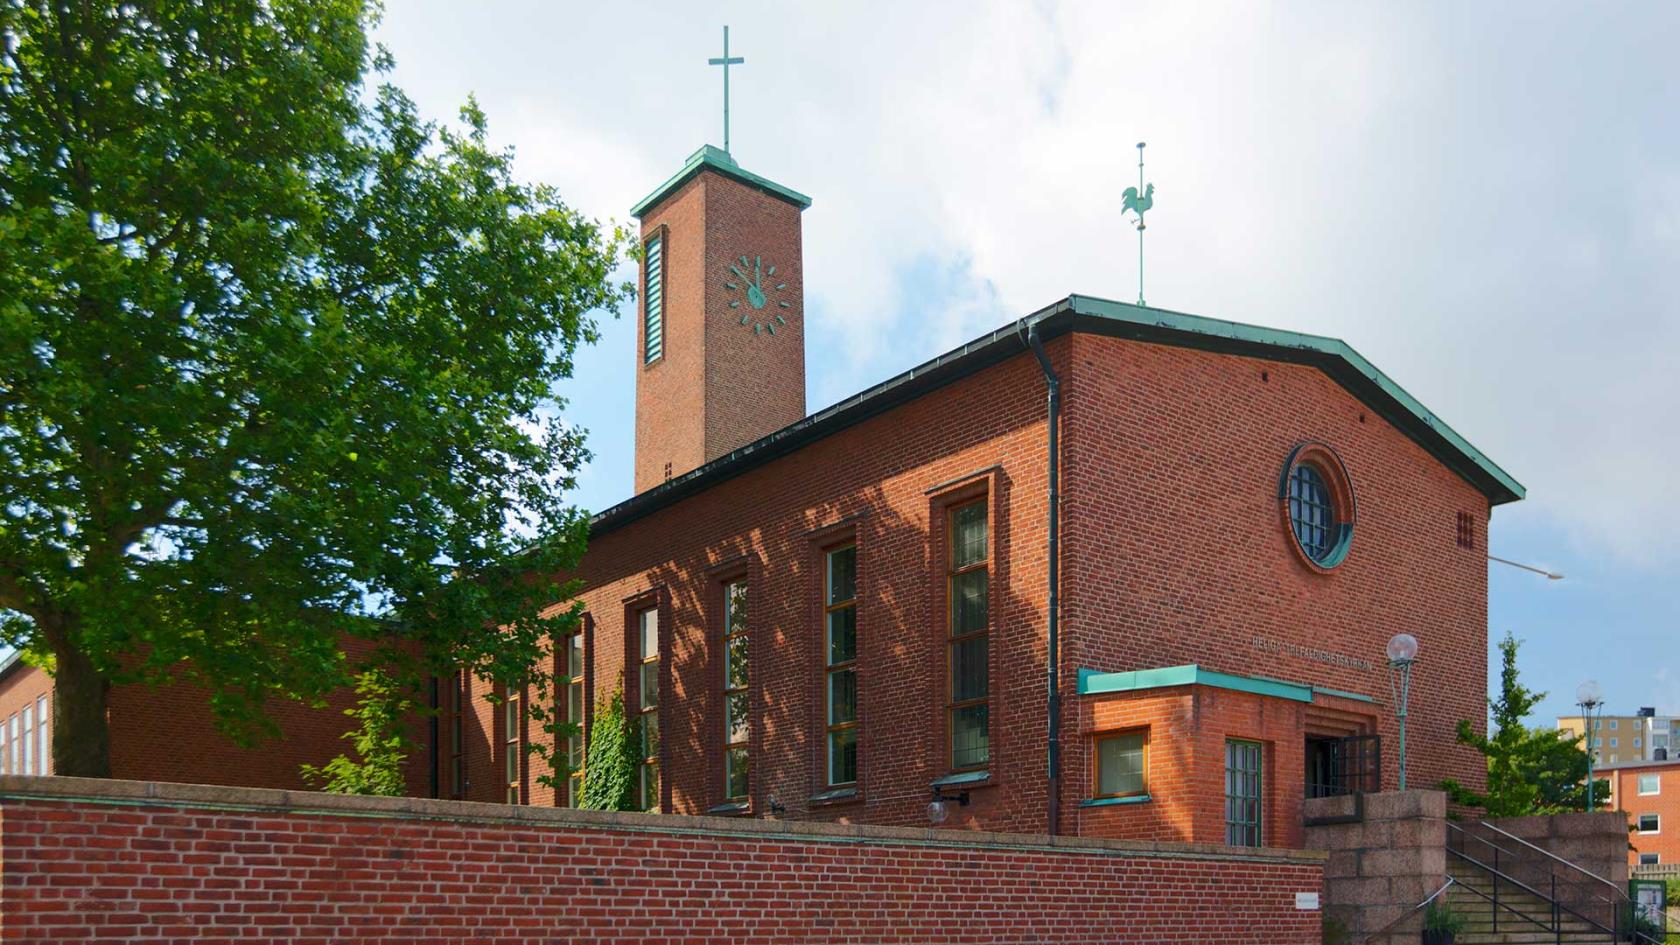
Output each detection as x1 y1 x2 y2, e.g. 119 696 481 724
428 674 440 799
1025 321 1061 836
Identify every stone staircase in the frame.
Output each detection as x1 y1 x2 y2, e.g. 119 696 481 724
1445 855 1619 945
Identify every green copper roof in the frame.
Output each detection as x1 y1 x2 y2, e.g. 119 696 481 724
1077 664 1314 703
592 293 1523 537
630 145 812 218
1063 295 1525 505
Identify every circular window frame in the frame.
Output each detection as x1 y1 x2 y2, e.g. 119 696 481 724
1277 441 1356 572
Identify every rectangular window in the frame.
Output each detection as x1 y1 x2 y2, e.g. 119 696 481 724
1635 738 1643 748
643 234 664 363
7 715 16 775
947 500 989 771
1225 739 1264 847
636 607 660 811
1094 730 1149 798
20 702 32 776
1611 719 1619 729
1640 853 1660 866
36 695 47 775
0 716 7 775
1611 738 1619 748
504 686 523 805
1638 813 1660 833
1639 773 1661 795
825 545 858 787
563 631 587 808
723 580 750 801
447 670 466 799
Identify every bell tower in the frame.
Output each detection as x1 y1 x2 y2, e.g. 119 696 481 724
630 145 811 494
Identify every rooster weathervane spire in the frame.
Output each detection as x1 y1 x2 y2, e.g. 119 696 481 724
1122 142 1155 306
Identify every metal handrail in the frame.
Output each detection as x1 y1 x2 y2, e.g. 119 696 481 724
1476 820 1625 897
1442 858 1551 933
1451 822 1624 915
1446 822 1622 939
1356 877 1455 945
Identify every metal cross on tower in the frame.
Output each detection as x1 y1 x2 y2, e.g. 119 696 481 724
708 26 745 154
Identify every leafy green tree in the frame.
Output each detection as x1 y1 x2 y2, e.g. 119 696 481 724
579 690 640 812
301 667 411 796
0 1 630 777
1442 631 1606 815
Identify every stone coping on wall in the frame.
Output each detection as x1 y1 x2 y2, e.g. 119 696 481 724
0 775 1324 866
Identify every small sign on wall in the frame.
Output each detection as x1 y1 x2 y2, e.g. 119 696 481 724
1295 892 1321 911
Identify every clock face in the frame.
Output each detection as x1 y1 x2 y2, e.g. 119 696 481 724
724 255 792 335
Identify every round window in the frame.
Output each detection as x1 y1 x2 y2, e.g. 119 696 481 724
1278 443 1355 570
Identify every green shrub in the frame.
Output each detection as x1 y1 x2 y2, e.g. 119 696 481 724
1423 901 1466 935
300 668 411 796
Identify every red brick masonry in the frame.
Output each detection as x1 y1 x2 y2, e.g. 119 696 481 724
0 775 1324 944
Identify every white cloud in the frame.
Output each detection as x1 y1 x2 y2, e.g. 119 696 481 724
376 0 1680 568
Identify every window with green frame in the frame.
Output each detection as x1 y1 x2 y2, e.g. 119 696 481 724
723 580 750 801
947 499 989 770
1225 739 1264 847
825 545 858 786
1094 730 1148 798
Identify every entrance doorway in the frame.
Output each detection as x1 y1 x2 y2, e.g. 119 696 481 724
1305 734 1381 798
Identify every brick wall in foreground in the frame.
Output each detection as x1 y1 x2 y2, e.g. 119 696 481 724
0 775 1325 944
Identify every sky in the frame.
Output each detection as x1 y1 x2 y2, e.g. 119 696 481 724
373 1 1679 727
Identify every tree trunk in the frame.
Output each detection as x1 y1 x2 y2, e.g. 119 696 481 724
51 641 111 778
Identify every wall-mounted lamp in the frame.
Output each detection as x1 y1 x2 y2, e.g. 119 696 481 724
927 785 971 825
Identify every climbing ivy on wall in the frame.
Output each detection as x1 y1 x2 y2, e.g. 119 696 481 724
579 690 640 812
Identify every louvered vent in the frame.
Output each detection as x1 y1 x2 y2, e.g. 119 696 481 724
1455 511 1475 550
643 235 663 363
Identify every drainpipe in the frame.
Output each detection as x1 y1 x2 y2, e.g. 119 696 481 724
428 674 440 799
1025 322 1061 836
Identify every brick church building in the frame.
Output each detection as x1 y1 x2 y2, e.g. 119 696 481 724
0 145 1523 850
455 145 1523 847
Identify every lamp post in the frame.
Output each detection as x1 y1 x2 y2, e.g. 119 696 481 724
1577 679 1604 810
1387 633 1419 791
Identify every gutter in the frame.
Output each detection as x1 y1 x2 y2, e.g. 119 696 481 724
1023 320 1062 836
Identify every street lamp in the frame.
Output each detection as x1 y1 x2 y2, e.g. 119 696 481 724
1387 633 1419 791
1487 554 1564 581
1577 679 1604 810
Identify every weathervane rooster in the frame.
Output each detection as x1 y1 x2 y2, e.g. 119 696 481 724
1122 182 1154 230
1127 142 1154 305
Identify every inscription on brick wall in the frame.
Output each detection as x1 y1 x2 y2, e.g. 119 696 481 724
1251 635 1374 672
